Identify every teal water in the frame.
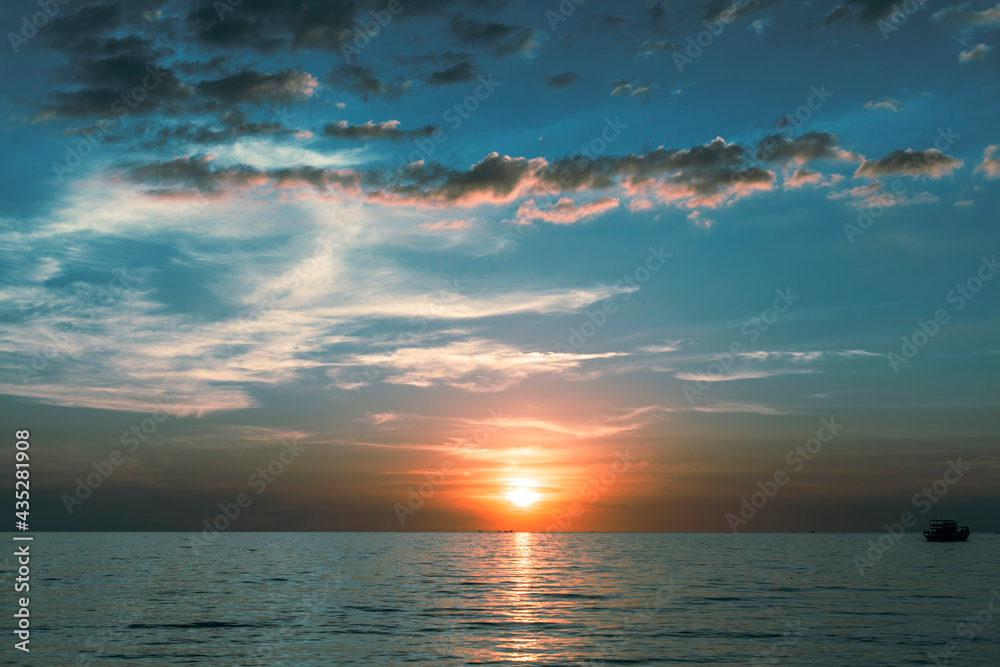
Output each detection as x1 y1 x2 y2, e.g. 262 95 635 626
6 532 999 665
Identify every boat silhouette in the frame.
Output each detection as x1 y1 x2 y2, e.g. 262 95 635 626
923 519 970 542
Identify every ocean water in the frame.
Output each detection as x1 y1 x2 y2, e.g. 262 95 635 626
8 532 1000 665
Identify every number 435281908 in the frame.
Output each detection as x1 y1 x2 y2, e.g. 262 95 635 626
15 430 30 525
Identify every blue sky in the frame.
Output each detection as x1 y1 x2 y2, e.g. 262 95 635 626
0 0 998 531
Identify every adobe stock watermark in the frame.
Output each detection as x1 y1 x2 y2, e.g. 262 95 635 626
928 590 1000 666
396 76 501 176
844 126 959 244
7 0 71 54
887 254 997 373
545 448 640 532
726 417 844 532
244 587 336 666
682 287 799 405
224 233 336 351
673 0 754 72
543 0 587 32
346 278 463 394
758 86 834 152
193 438 307 549
339 0 404 62
751 622 808 666
61 398 172 514
853 459 971 575
877 0 929 40
178 106 297 220
52 66 170 181
394 408 506 524
582 578 678 667
555 245 670 353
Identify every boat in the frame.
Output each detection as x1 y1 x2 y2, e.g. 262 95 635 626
923 519 970 542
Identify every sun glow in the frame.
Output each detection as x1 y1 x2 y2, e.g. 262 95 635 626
506 478 541 507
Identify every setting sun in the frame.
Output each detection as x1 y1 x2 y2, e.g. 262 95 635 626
506 479 541 507
507 487 541 507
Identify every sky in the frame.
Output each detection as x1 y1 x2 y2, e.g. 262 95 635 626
0 0 997 532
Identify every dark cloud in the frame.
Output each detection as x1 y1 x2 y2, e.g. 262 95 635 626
393 49 473 65
823 0 901 24
195 69 318 105
322 120 439 140
144 110 299 146
855 149 963 178
173 56 231 77
390 152 540 203
327 64 411 100
544 72 579 89
425 60 479 86
635 39 680 56
754 132 842 163
186 4 286 51
120 155 263 195
117 138 778 208
185 0 510 52
35 34 190 118
447 14 540 57
186 0 355 51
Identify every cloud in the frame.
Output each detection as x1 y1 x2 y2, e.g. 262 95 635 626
931 2 1000 26
145 111 300 146
610 80 654 97
754 132 849 164
344 338 624 391
975 145 1000 178
389 153 546 206
675 369 810 382
322 120 439 141
420 219 472 230
544 72 579 88
447 15 541 57
33 36 191 118
675 349 881 384
118 137 785 211
959 43 994 62
692 402 785 415
855 149 963 178
785 168 843 189
425 60 479 86
327 64 411 100
635 39 679 56
864 97 903 112
686 210 715 227
823 0 903 24
827 180 939 207
118 155 269 195
195 69 319 105
516 197 620 225
702 0 771 23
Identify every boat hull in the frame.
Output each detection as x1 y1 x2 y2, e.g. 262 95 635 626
924 531 970 542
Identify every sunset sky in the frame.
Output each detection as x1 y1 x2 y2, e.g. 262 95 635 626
1 0 998 532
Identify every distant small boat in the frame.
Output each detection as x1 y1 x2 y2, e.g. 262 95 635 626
923 519 970 542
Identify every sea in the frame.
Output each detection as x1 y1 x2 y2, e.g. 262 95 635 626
6 532 999 665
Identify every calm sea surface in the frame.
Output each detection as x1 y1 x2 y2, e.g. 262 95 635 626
7 532 1000 665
